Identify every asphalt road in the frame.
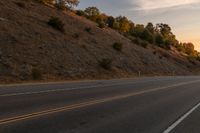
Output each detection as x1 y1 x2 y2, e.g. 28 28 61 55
0 76 200 133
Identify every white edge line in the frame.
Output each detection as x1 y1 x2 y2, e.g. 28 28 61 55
163 102 200 133
0 82 137 97
0 79 165 97
1 79 200 97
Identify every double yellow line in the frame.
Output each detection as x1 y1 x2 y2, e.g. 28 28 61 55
0 80 200 125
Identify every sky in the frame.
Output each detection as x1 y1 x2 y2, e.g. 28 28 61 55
78 0 200 51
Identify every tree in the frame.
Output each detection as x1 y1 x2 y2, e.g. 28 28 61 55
55 0 79 10
155 33 164 47
156 23 172 36
141 29 154 44
84 7 100 21
112 21 120 30
96 13 107 27
115 16 130 33
156 23 178 48
76 10 85 16
133 24 145 37
145 22 155 33
128 21 135 34
107 16 115 28
183 42 195 55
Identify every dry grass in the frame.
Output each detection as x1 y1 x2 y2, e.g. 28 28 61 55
0 0 200 83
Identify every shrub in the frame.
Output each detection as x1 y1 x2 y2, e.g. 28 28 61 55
141 41 148 48
187 56 197 65
98 22 106 29
99 58 112 70
113 42 123 51
85 27 92 33
132 37 141 45
76 10 85 16
31 68 42 80
48 17 65 32
15 2 26 8
132 38 148 48
54 2 66 11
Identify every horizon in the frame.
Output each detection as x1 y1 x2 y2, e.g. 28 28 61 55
78 0 200 51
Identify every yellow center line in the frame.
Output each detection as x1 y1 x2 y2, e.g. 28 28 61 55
0 80 200 125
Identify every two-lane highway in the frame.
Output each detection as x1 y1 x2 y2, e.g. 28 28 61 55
0 76 200 133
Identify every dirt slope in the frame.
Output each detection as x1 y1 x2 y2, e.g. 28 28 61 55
0 0 200 83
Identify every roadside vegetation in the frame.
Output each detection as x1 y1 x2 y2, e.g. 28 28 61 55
99 58 112 70
113 42 123 51
39 0 200 61
48 17 65 32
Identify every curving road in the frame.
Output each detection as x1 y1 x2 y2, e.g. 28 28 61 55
0 76 200 133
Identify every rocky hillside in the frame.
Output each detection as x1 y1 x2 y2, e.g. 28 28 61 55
0 0 200 83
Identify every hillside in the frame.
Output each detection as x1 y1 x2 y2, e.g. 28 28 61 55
0 0 200 83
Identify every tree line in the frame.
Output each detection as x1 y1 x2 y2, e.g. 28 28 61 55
40 0 200 60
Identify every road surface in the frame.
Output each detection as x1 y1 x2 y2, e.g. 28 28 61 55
0 76 200 133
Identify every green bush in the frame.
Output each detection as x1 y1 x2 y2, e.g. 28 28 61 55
85 27 92 33
113 42 123 51
132 38 148 48
132 38 141 45
48 17 65 32
76 10 85 16
31 68 42 80
141 41 148 48
15 2 26 8
98 22 106 29
99 58 112 70
54 3 66 11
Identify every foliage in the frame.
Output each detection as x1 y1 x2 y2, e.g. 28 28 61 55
146 22 154 33
133 24 145 37
183 42 195 55
55 0 66 10
141 41 149 48
55 0 79 9
39 0 200 61
129 22 135 34
98 21 106 28
48 17 65 32
40 0 79 10
84 7 100 21
85 27 92 33
99 58 112 70
132 37 142 45
140 29 154 44
107 16 115 28
76 10 85 16
15 2 26 8
155 34 164 46
133 38 148 48
115 16 130 33
113 42 123 51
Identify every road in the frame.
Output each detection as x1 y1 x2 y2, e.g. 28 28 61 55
0 76 200 133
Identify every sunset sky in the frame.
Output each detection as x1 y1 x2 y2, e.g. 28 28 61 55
78 0 200 51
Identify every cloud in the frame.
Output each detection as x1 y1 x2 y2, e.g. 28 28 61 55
133 0 199 10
